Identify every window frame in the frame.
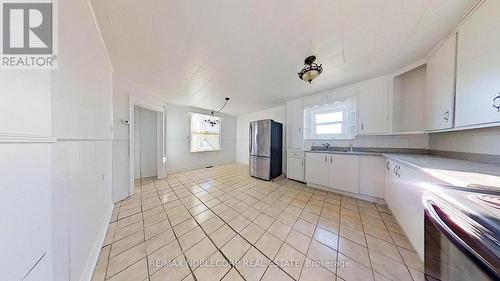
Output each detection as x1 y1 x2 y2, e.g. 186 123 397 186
303 98 356 140
190 112 222 153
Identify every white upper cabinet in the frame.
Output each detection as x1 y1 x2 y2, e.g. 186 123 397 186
286 99 304 149
456 0 500 127
425 33 457 131
358 76 389 134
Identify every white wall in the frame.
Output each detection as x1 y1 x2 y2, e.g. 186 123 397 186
112 74 237 181
304 134 429 150
166 103 237 173
111 73 166 201
429 126 500 155
0 69 53 280
236 106 286 171
134 106 158 178
51 1 114 281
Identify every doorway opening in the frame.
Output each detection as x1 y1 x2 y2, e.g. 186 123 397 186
134 106 158 188
127 96 166 198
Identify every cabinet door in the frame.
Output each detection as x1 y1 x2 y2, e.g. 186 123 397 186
287 156 304 182
384 159 395 205
358 76 389 134
305 153 329 186
456 0 500 127
286 100 303 149
329 154 359 193
359 156 385 198
393 163 425 259
425 34 456 131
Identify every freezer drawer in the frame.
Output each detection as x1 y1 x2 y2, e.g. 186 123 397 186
249 156 271 180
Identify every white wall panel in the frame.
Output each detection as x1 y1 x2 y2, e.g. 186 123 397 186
0 71 51 136
51 0 114 281
429 127 500 155
0 144 52 281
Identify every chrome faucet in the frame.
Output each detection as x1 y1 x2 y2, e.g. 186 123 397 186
322 143 332 150
348 144 354 152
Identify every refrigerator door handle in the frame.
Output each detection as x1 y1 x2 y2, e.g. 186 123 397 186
249 122 253 154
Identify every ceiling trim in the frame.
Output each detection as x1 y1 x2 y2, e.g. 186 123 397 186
85 0 113 71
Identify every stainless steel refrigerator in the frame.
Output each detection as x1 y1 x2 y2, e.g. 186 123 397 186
249 119 283 180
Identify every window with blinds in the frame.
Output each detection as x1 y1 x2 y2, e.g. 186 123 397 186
190 112 221 152
303 98 356 140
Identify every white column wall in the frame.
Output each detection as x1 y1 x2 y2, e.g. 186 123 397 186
51 1 114 281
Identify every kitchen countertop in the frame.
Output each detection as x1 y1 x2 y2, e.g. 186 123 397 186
384 153 500 188
305 150 383 156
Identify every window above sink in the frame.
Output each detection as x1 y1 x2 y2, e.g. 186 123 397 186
304 97 356 140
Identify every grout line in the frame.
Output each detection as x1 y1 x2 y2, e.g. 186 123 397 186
95 164 418 281
354 198 375 281
174 170 310 281
139 182 152 281
155 179 198 281
377 205 418 281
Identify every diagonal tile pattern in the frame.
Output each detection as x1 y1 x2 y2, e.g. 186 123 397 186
92 163 424 281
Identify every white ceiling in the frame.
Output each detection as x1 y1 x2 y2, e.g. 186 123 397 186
92 0 477 115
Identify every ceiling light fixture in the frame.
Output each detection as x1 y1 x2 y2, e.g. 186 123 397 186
204 97 230 127
298 55 323 83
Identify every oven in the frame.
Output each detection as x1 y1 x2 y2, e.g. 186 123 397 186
424 187 500 281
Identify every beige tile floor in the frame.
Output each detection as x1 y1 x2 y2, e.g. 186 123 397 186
92 163 424 281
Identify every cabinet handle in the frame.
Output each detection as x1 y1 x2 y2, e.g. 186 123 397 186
443 110 449 122
330 156 332 163
493 93 500 112
325 155 327 162
386 161 390 171
396 166 401 177
393 166 398 175
301 160 304 167
361 123 364 131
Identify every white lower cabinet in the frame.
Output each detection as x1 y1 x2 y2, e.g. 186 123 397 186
305 153 329 187
385 159 426 260
287 153 305 182
329 154 359 194
359 156 385 198
305 152 360 194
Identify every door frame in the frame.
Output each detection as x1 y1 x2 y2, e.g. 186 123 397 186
129 95 166 195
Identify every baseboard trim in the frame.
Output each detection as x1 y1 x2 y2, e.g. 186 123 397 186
166 161 235 174
79 202 114 281
307 183 386 204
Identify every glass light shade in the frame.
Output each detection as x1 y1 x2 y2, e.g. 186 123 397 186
303 69 319 82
